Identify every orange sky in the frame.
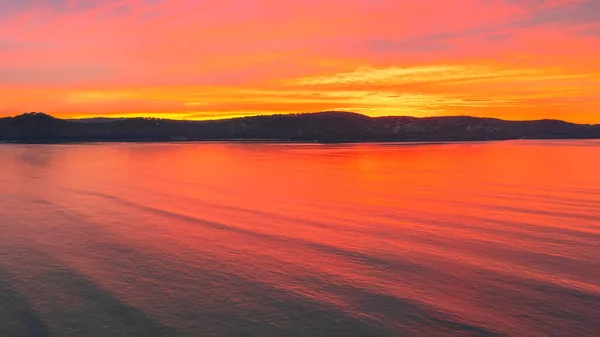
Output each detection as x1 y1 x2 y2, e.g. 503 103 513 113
1 0 599 122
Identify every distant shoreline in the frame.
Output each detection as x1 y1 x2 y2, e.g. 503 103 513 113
2 111 600 143
1 138 598 146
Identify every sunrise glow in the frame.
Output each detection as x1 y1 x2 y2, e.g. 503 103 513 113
1 0 599 122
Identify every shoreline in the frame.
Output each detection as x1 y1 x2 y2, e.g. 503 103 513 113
1 137 599 145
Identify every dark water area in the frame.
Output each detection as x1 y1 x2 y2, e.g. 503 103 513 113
0 140 599 336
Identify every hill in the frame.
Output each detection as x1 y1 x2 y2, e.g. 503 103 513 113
1 111 599 143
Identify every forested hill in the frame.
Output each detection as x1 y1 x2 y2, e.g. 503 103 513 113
1 111 599 142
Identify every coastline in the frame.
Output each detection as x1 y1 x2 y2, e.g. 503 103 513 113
3 111 600 144
1 137 599 145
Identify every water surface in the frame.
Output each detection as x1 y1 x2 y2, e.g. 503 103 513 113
0 140 599 336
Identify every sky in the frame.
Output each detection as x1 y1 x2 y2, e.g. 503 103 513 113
1 0 599 122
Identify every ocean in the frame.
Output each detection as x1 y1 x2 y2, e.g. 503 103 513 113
0 140 599 336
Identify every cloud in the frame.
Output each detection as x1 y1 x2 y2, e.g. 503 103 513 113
368 0 600 55
369 35 451 54
0 0 97 15
0 66 116 85
515 0 600 27
583 27 600 37
0 40 31 51
289 65 544 87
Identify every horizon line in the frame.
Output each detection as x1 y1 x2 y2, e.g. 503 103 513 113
5 111 598 126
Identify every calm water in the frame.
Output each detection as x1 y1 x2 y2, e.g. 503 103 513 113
0 140 599 337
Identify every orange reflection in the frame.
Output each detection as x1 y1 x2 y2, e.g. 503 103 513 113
0 141 599 335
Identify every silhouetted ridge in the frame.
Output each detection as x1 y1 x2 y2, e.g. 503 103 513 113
16 112 57 119
0 111 598 143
